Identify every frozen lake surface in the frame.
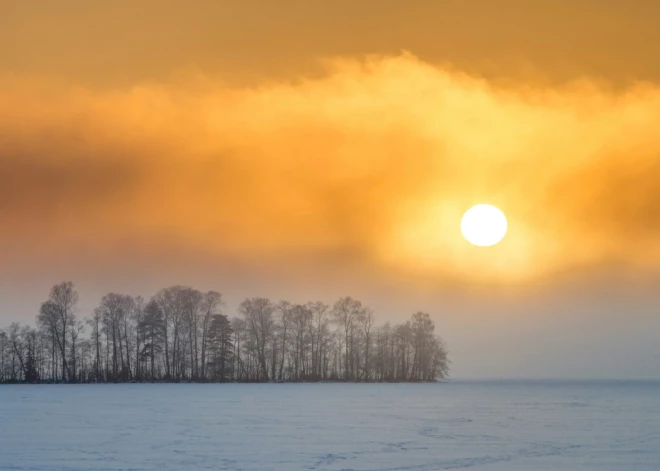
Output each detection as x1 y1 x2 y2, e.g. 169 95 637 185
1 381 659 470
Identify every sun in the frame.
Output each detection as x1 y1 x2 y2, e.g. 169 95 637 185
461 204 508 247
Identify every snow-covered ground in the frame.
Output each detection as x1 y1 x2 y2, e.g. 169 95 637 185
1 381 659 470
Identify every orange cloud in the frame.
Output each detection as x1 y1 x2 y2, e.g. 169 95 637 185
1 54 660 286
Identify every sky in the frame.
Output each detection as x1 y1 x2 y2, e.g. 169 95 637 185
2 0 660 379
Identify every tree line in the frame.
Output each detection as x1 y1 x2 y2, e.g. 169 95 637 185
0 282 449 384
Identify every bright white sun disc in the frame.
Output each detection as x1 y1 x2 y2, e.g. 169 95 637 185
461 204 508 247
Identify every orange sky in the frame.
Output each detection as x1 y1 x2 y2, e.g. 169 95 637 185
2 0 660 378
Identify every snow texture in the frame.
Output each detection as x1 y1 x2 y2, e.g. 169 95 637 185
1 381 659 470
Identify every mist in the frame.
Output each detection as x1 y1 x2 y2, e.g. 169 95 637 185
2 53 660 379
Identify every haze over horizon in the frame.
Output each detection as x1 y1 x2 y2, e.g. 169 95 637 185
2 0 660 380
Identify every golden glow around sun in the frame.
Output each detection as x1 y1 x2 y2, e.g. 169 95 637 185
461 204 508 247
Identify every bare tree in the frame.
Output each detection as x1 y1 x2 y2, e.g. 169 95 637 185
239 297 275 381
42 282 79 381
0 330 7 382
275 301 293 380
97 293 135 381
360 308 375 381
87 308 103 381
3 284 450 384
331 297 365 380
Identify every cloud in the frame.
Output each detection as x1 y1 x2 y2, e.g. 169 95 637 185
1 54 660 285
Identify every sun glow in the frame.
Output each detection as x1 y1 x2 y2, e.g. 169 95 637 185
461 204 508 247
